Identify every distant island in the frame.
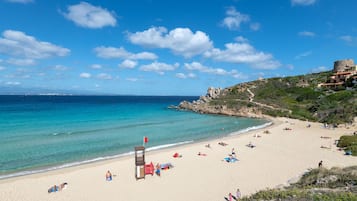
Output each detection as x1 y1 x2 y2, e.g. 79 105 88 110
179 59 357 125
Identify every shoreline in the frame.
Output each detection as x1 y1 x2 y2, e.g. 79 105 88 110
0 117 274 181
1 117 356 201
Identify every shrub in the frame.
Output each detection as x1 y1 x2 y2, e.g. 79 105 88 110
337 135 357 148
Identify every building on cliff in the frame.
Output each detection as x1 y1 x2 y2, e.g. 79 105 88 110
318 59 357 88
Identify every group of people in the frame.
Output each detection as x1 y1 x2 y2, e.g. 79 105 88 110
225 188 241 201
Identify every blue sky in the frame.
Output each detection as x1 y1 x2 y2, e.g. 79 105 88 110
0 0 356 95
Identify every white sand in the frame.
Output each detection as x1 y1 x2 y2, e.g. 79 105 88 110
0 117 356 201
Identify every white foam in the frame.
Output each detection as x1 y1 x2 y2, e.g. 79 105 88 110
0 152 134 180
0 141 194 180
230 121 273 136
146 141 194 152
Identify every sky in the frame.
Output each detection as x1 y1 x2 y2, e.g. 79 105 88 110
0 0 357 95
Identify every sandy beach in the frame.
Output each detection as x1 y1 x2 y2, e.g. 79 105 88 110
0 117 356 201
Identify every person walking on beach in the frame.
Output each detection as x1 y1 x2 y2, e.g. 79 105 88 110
236 188 241 200
318 160 323 168
155 163 161 176
228 192 233 201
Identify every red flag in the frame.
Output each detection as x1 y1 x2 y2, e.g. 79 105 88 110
144 136 148 143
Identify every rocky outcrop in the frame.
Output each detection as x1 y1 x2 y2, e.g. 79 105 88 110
178 87 220 112
178 87 265 118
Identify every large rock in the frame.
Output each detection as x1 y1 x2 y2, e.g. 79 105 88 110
206 87 221 99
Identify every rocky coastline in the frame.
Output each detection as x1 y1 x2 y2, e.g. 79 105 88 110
176 87 266 119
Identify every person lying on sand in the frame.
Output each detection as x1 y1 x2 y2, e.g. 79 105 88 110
48 182 68 193
48 185 59 193
218 142 228 146
320 136 331 139
320 145 331 149
198 152 207 156
246 142 256 148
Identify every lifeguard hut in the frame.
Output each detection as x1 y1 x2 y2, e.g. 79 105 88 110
134 146 145 179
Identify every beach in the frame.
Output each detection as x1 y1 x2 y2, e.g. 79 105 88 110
0 117 356 201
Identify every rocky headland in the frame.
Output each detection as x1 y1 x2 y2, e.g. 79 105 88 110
177 70 356 124
178 86 265 118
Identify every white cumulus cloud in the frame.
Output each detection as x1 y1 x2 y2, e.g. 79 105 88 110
119 59 138 69
97 73 112 80
291 0 317 6
340 35 357 45
0 30 70 61
94 46 157 60
126 78 138 82
5 81 21 85
295 51 312 59
175 73 196 79
91 64 102 69
184 62 246 79
6 0 33 3
222 7 260 31
80 72 91 78
250 23 261 31
222 7 250 30
311 66 328 73
203 38 281 70
53 65 68 71
340 35 353 42
128 27 213 58
140 61 179 75
298 31 316 37
63 2 116 28
7 58 36 66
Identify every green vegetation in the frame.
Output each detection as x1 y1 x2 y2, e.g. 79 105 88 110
241 166 357 201
337 135 357 156
212 71 356 124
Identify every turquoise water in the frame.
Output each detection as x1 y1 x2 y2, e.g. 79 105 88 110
0 95 269 179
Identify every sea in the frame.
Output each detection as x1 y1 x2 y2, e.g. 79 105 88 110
0 95 270 179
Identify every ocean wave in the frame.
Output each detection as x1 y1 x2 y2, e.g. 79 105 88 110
48 120 186 137
230 121 273 136
0 152 133 180
146 141 194 152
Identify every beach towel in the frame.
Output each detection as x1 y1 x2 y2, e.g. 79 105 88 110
224 157 238 163
173 153 182 158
